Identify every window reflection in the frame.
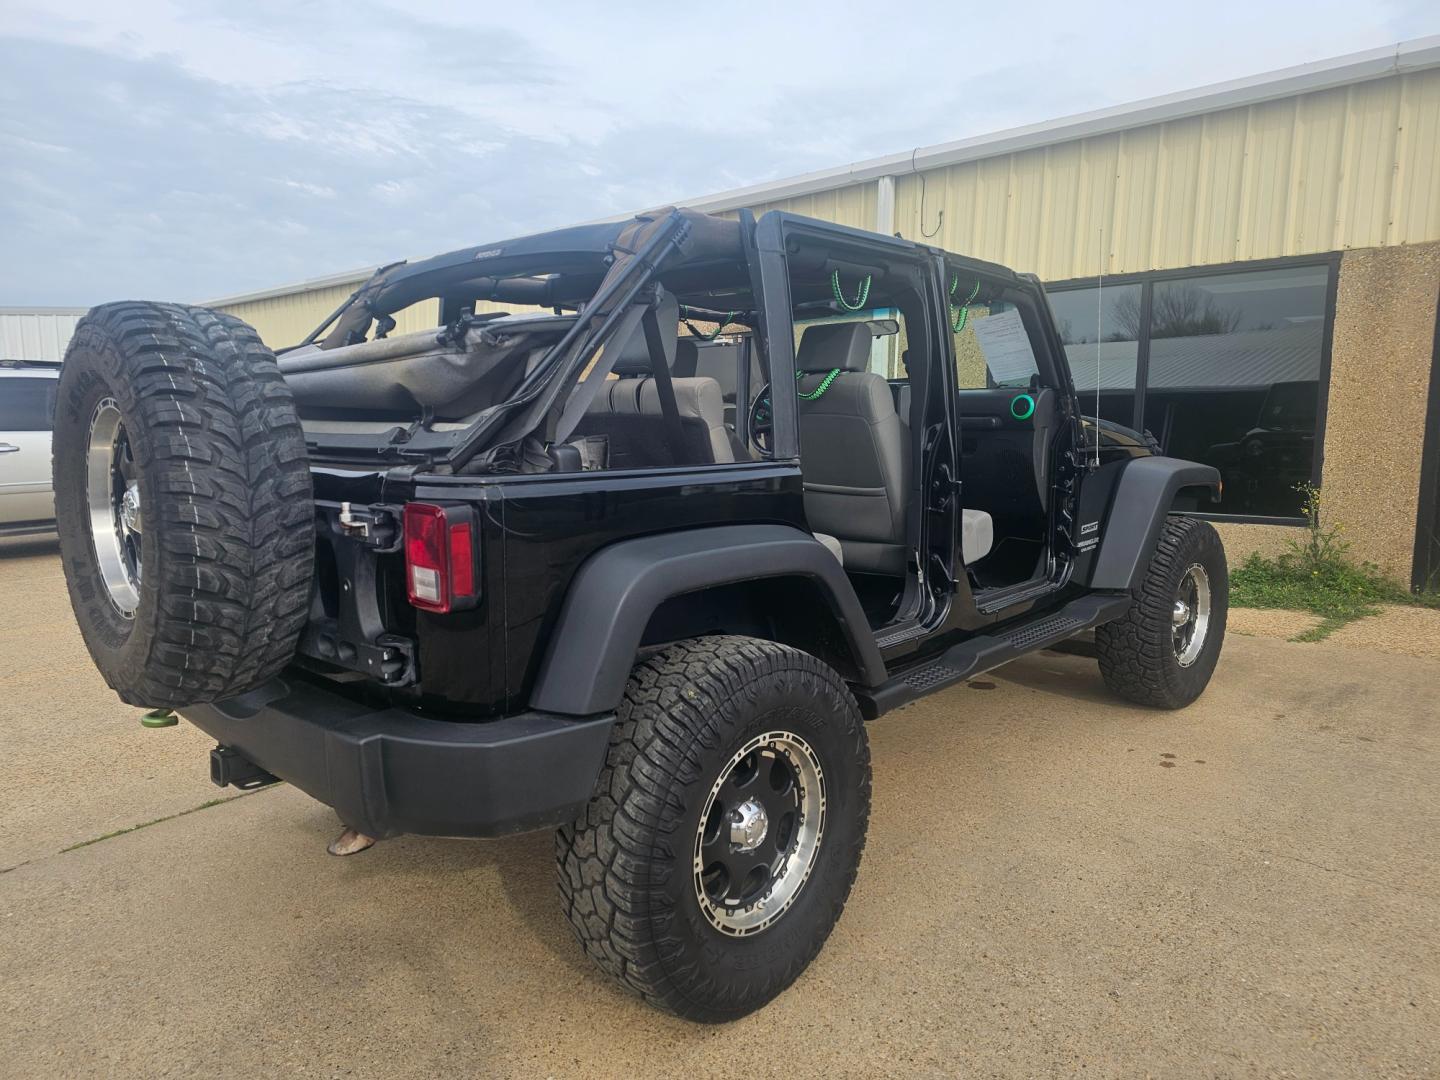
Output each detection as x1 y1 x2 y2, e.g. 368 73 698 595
1047 284 1141 428
1048 264 1330 520
1145 267 1328 518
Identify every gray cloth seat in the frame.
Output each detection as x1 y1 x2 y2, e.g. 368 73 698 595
795 323 910 575
579 377 733 467
673 339 763 429
572 294 734 468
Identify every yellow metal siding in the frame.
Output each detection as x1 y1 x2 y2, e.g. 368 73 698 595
740 184 879 231
216 281 440 350
893 68 1440 280
1393 70 1440 242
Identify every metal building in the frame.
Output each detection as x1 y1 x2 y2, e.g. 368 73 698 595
0 308 86 362
207 37 1440 589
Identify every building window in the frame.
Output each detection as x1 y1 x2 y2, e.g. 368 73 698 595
1049 284 1141 429
1047 259 1334 521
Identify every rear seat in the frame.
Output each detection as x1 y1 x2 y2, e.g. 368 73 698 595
579 377 734 467
572 294 735 468
673 339 763 430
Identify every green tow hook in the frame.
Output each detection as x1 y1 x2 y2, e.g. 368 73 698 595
140 708 178 729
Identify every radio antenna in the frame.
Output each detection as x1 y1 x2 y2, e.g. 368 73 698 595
1094 224 1104 467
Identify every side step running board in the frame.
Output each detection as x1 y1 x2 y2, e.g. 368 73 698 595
854 593 1131 719
875 619 924 650
974 577 1062 615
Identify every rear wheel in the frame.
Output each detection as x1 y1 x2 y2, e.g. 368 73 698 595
1096 517 1228 709
54 302 313 707
556 636 870 1021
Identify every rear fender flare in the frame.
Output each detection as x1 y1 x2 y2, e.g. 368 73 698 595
1088 457 1221 591
529 525 886 715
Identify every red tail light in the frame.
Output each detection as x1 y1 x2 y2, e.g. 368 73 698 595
403 503 480 613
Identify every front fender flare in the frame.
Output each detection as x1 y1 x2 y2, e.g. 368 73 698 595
529 525 886 715
1089 456 1221 591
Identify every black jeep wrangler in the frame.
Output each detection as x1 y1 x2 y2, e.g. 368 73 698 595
54 207 1226 1021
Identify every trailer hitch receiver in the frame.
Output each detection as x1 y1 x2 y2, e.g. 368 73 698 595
209 745 279 790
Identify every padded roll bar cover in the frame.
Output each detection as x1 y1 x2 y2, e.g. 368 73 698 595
529 524 888 715
1088 456 1221 591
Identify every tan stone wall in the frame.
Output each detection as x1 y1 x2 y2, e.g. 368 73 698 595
1213 522 1308 566
1320 242 1440 582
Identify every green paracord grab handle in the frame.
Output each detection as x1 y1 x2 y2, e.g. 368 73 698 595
831 270 871 312
950 276 980 333
679 307 738 342
797 368 842 400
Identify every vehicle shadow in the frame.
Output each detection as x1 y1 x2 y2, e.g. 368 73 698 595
989 641 1121 707
0 534 59 558
288 800 592 975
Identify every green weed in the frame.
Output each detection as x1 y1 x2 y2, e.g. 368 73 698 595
1228 482 1433 641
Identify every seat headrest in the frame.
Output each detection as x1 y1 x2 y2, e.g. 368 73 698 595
672 337 699 378
796 322 872 373
610 290 679 376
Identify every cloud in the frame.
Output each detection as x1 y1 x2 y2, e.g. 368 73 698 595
0 36 631 302
0 1 1431 305
280 179 337 199
0 33 786 303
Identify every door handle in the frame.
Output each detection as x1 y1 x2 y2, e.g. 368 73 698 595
0 443 20 454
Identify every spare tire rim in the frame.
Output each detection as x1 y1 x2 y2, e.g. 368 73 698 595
86 397 142 618
693 729 826 937
1172 563 1211 667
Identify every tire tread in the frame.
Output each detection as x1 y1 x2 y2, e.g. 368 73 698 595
1095 517 1227 709
555 635 870 1021
56 301 313 705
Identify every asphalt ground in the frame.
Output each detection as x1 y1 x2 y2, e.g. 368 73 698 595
2 534 1437 1078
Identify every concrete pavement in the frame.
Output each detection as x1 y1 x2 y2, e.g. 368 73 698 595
2 536 1437 1077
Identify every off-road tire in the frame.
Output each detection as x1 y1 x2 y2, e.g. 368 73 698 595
1095 517 1227 709
54 302 313 707
556 636 870 1022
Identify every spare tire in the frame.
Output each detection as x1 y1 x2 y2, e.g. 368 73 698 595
54 302 314 707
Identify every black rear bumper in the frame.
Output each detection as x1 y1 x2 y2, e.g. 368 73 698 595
181 676 614 839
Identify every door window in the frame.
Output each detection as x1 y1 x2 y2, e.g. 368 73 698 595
0 378 57 431
947 275 1042 391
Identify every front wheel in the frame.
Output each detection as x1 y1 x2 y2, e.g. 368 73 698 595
556 636 870 1022
1095 517 1228 709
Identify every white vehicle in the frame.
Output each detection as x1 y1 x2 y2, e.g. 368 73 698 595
0 359 60 536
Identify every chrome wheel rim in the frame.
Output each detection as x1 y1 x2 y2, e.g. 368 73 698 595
86 397 142 618
1172 563 1211 667
693 730 826 937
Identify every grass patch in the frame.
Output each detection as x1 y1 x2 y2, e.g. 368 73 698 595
1227 481 1438 641
1231 554 1407 622
1230 554 1437 641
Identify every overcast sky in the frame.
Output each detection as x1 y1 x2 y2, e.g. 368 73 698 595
0 2 1433 305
